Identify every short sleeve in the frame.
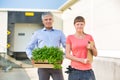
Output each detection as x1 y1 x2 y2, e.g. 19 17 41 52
86 34 94 42
66 35 72 45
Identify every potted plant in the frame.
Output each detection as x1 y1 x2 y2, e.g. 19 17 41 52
32 46 64 69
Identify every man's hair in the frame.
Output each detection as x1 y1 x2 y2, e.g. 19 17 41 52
74 16 85 24
41 12 53 20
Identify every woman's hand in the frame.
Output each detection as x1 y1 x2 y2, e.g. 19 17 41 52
87 41 94 50
80 58 90 64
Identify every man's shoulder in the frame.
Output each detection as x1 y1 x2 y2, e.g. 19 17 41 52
53 28 60 31
35 29 43 32
53 29 63 32
33 29 43 35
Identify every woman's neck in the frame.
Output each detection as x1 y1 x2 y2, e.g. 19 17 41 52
75 32 85 39
75 32 84 36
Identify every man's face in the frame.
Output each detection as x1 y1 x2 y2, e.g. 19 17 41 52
42 15 53 28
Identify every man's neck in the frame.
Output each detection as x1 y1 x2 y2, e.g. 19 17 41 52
45 27 52 30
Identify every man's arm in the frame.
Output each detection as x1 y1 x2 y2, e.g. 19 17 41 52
26 32 38 59
60 31 66 48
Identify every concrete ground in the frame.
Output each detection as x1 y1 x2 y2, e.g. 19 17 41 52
0 58 70 80
1 55 120 80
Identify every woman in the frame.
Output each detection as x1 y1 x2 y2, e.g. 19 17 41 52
65 16 97 80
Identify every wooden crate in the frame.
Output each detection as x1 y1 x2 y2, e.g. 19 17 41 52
33 63 54 68
32 60 62 68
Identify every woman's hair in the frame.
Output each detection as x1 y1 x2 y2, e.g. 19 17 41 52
74 16 85 24
41 12 53 20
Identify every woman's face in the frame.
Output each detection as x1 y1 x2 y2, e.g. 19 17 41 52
74 22 85 32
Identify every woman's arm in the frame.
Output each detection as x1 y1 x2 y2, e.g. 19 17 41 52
89 41 97 57
65 44 89 64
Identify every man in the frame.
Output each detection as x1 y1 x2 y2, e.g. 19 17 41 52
26 12 66 80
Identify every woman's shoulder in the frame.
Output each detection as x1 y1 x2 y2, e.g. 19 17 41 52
67 34 74 37
85 33 94 40
67 34 75 39
85 33 92 37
